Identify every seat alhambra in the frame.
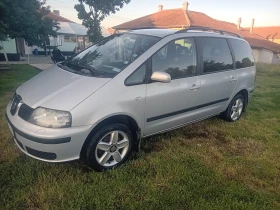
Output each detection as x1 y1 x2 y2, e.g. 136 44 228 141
6 27 256 171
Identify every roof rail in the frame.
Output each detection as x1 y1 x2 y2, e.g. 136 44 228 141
128 27 168 31
176 26 243 39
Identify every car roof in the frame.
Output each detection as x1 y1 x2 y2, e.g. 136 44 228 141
126 29 179 37
125 28 245 41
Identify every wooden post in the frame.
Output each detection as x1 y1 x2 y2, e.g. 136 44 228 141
83 36 86 49
0 41 9 65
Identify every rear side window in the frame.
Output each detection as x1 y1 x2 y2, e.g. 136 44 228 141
199 38 233 73
229 39 255 69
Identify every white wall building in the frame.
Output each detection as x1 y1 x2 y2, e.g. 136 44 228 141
24 22 110 56
0 11 111 61
252 48 279 64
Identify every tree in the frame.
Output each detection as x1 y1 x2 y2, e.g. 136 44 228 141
0 0 59 63
75 0 131 43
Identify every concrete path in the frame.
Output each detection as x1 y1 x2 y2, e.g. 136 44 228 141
30 64 53 70
0 55 53 65
0 55 54 70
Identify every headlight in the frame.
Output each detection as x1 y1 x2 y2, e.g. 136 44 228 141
28 107 72 128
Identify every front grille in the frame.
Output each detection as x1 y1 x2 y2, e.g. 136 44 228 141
26 147 57 160
10 95 22 116
18 104 34 121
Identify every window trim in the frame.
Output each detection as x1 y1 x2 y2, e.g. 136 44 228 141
148 37 198 82
226 38 237 70
196 36 234 75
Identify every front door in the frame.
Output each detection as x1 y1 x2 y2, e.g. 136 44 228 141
144 37 200 136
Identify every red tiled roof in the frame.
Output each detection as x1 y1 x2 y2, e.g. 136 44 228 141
113 9 280 53
245 37 280 53
107 27 115 34
113 9 190 29
245 26 280 39
45 12 74 23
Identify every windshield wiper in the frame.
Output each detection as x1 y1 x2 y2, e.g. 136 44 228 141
64 61 97 76
81 62 98 76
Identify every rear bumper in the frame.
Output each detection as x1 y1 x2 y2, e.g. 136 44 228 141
6 102 92 163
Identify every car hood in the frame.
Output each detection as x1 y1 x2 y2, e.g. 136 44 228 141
17 65 111 111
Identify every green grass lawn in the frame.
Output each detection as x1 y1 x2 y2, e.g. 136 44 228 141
0 64 280 210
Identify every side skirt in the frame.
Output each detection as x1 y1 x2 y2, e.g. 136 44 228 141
142 112 221 139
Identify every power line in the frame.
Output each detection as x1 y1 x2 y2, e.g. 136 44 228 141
49 1 74 8
106 16 131 21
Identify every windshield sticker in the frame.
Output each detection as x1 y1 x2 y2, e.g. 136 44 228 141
112 68 121 72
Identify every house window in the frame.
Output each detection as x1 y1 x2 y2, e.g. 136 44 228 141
48 36 62 46
64 35 76 43
85 37 90 43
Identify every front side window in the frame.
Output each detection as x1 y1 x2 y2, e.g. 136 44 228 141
125 63 146 86
200 38 233 73
229 39 255 69
58 33 159 78
152 38 197 80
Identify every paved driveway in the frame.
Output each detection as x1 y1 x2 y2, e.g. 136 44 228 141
0 55 54 70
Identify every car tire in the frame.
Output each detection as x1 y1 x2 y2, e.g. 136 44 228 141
85 123 133 171
222 94 245 122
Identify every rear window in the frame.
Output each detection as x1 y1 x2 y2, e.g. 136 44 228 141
229 39 255 69
199 38 233 73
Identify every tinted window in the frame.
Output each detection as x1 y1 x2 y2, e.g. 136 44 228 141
200 38 233 73
152 38 197 80
125 63 146 86
229 39 255 69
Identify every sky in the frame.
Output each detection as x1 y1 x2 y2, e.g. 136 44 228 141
46 0 280 28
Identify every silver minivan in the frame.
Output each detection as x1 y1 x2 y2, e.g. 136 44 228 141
6 27 256 171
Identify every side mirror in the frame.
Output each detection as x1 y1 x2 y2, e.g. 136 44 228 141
151 71 171 83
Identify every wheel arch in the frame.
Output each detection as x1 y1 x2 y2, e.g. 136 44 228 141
80 114 141 160
236 89 249 111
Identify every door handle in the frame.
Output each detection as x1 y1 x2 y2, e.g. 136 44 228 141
190 84 200 90
135 97 142 101
230 77 237 82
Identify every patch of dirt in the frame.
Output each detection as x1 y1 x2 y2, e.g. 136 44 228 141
180 122 211 139
213 130 229 145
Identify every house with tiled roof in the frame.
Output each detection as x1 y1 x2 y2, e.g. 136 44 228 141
45 10 74 23
246 26 280 44
113 2 280 64
107 27 115 35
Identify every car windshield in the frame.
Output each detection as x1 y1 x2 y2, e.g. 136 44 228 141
58 33 160 78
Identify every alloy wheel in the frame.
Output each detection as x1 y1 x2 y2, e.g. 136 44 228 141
95 130 130 167
230 98 244 121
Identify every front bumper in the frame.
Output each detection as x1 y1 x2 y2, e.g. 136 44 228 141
248 86 255 99
6 102 92 163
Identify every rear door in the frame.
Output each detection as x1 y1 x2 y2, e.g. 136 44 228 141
195 37 238 119
228 38 256 95
144 37 200 136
